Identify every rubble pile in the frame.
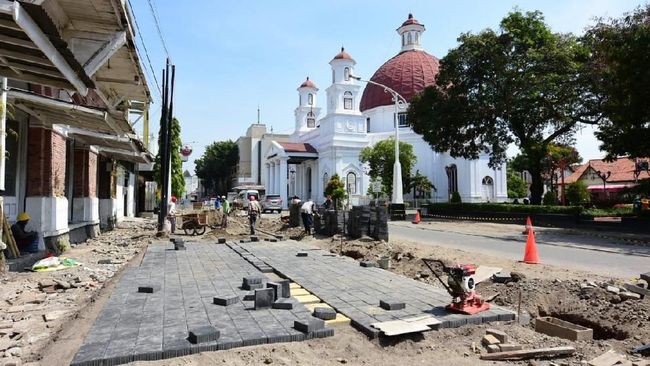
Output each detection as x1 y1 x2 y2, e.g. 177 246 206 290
0 219 156 364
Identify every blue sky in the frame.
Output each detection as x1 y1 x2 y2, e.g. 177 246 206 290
130 0 644 171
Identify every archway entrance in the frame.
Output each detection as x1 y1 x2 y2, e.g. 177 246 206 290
482 176 494 202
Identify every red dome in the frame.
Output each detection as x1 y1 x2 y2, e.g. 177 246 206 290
360 50 440 112
332 47 354 62
299 77 316 89
401 13 421 27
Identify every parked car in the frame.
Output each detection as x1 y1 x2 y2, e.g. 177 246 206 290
233 189 260 210
262 194 283 213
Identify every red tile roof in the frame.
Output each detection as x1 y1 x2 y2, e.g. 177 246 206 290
332 47 354 62
299 77 317 89
279 142 317 154
401 13 422 27
564 158 650 184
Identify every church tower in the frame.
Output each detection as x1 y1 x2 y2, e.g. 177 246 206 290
326 47 362 116
397 13 425 52
294 77 321 135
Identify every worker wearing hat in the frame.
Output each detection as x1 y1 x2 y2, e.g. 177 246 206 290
11 212 39 253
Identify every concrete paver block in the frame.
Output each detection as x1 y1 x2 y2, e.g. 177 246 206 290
360 261 376 268
624 282 650 298
487 344 500 353
254 288 275 309
379 299 405 311
482 334 500 347
498 343 522 352
313 307 337 321
188 326 220 344
296 252 308 257
294 294 321 304
640 272 650 283
217 238 226 244
486 328 509 343
294 317 325 333
213 295 239 306
250 236 259 242
272 298 294 310
138 285 160 294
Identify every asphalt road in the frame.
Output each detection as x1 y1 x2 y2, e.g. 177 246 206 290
389 223 650 278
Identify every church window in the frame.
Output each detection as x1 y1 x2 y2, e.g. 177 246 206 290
308 93 314 106
394 112 408 127
332 69 335 83
402 33 406 46
346 172 357 194
344 67 350 81
366 117 370 132
307 112 316 128
344 91 353 110
482 176 493 185
299 94 302 105
323 173 329 191
415 32 420 44
407 32 412 45
445 164 458 199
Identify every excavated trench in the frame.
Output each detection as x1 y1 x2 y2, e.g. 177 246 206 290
539 311 631 340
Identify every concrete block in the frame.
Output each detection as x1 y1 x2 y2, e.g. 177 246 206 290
535 316 593 341
619 291 641 300
487 344 500 353
174 243 186 251
213 295 239 306
360 261 376 268
269 238 278 243
138 285 160 294
312 307 336 321
498 343 522 352
379 299 405 311
272 298 294 310
486 328 509 343
250 236 259 242
242 293 255 301
492 271 511 283
242 275 265 290
296 252 308 257
606 285 620 294
188 326 220 344
217 238 226 244
294 317 324 333
640 272 650 283
482 334 500 347
254 288 275 309
624 282 650 298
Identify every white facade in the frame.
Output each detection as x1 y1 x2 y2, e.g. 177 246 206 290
264 16 507 205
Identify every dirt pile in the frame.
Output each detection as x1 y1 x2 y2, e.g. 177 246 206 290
0 219 156 364
204 213 306 241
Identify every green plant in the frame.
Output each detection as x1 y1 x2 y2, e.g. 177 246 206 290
425 202 583 215
154 117 185 198
542 191 557 205
566 181 590 205
450 191 462 203
359 138 416 197
324 174 347 209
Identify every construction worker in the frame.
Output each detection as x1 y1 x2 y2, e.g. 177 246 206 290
11 212 39 253
248 196 262 235
168 196 177 233
300 198 315 235
221 195 230 228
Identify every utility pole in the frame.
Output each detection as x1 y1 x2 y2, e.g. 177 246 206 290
157 58 176 231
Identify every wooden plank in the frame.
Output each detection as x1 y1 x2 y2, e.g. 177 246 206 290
480 346 576 361
0 34 38 49
371 315 441 336
0 18 21 31
0 48 53 66
474 266 503 284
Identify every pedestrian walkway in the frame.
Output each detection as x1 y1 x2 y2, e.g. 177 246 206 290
71 242 332 366
228 241 515 338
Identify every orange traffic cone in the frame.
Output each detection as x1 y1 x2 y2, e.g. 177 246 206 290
412 210 421 224
523 229 540 264
522 216 533 235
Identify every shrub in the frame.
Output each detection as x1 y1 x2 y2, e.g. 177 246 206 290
542 191 557 205
566 181 590 205
425 202 583 215
450 191 462 203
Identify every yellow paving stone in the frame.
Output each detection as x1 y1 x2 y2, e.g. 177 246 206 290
289 283 302 289
326 314 351 326
293 294 321 304
305 303 333 312
291 288 311 296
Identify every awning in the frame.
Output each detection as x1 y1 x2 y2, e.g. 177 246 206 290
0 1 94 95
65 127 135 151
587 183 637 192
98 147 151 164
7 88 131 134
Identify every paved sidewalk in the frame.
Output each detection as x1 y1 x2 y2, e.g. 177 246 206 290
230 241 515 338
71 242 332 366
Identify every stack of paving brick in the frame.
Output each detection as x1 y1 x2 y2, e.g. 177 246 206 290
372 206 389 241
346 207 362 239
289 204 301 227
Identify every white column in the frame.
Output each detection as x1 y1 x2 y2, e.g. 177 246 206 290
270 162 276 194
279 159 288 208
275 162 281 196
264 163 270 191
296 164 302 200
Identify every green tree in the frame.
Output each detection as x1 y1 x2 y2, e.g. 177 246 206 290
195 140 239 195
450 191 462 204
324 174 347 209
407 171 434 199
153 117 184 198
507 168 528 199
566 181 590 205
584 5 650 159
542 191 558 205
510 143 582 191
359 138 416 198
408 10 600 205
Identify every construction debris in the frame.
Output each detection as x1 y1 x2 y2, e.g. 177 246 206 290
535 316 594 341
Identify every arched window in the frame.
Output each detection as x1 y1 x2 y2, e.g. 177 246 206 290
322 172 329 193
346 172 357 194
332 69 335 83
445 164 458 199
482 176 494 202
299 94 302 105
306 112 316 128
308 93 314 106
407 32 412 45
343 91 353 110
344 67 350 81
415 32 420 44
482 176 493 185
366 117 370 133
402 33 406 46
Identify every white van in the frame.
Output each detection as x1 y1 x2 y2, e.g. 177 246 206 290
234 189 260 210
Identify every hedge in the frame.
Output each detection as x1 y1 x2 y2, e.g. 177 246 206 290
424 203 583 215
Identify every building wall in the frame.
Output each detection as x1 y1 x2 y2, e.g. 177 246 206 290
27 127 67 197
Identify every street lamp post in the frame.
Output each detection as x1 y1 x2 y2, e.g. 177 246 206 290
350 74 407 204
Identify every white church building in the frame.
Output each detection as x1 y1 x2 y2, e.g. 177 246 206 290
262 14 507 207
